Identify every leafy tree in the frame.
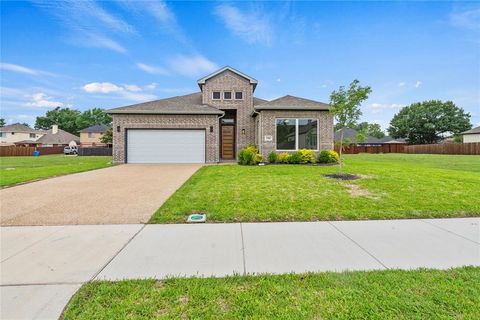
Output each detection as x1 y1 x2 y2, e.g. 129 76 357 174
34 107 111 136
330 80 372 174
35 107 81 135
337 121 385 138
76 108 112 130
0 118 5 127
388 100 471 144
100 126 113 144
363 123 385 138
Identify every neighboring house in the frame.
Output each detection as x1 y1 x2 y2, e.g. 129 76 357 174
0 123 44 145
460 126 480 143
15 125 79 147
334 128 405 146
80 124 109 146
108 66 334 164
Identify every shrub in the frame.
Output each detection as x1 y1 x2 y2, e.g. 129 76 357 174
238 145 262 165
298 149 316 164
277 152 291 164
268 151 278 164
318 149 339 164
289 151 302 164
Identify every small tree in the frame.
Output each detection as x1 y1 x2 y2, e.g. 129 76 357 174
101 126 113 144
330 80 372 174
0 118 5 127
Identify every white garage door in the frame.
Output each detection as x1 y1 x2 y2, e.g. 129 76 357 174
127 129 205 163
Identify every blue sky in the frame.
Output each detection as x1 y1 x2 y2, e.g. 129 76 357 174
1 1 479 131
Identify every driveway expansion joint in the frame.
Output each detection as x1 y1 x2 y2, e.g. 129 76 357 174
90 224 147 282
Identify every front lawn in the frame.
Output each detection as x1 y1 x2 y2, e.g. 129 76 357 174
63 267 480 319
150 154 480 223
0 154 113 187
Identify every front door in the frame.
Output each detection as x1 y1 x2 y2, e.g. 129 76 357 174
221 125 235 159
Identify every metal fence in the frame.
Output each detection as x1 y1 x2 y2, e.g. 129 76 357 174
78 147 112 156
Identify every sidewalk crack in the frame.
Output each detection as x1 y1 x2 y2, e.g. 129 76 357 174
328 222 389 269
240 223 247 275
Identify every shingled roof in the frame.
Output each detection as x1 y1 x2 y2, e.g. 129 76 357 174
107 93 223 115
0 123 43 133
461 126 480 135
254 95 330 111
108 92 268 115
36 128 79 145
80 124 109 133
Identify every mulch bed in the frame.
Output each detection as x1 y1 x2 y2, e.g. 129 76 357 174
323 173 361 180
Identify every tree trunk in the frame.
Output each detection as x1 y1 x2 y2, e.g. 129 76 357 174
339 128 344 175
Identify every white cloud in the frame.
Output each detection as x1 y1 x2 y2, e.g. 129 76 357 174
398 82 406 87
124 84 142 92
0 62 57 76
1 63 38 75
369 103 405 114
118 0 187 43
32 0 131 53
168 55 218 77
276 78 281 82
450 8 480 31
34 0 134 34
79 33 127 53
145 83 158 91
25 93 65 108
214 4 273 46
136 62 169 75
82 82 156 101
415 80 422 88
83 82 122 94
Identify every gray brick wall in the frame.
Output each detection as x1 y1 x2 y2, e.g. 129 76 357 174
112 114 219 163
201 69 256 153
258 110 334 159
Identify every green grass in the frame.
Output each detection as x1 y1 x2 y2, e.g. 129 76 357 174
150 154 480 223
0 154 113 187
63 267 480 320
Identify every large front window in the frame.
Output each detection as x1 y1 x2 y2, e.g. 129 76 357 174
276 118 318 150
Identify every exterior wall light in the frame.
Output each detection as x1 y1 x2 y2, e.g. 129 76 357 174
210 126 214 133
241 129 245 135
116 126 121 132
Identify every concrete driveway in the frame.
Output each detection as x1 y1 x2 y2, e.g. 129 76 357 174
0 164 201 226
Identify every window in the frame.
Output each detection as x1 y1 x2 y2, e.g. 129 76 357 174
30 133 36 138
224 91 232 100
0 132 5 137
235 91 243 100
88 132 95 138
212 91 221 100
276 118 318 150
298 119 318 149
276 119 296 150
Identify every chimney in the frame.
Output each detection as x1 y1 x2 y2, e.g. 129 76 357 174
52 125 58 134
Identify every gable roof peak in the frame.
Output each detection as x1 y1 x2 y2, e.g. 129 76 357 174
197 66 258 90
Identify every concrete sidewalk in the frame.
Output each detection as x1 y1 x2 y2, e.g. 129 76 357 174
1 218 479 319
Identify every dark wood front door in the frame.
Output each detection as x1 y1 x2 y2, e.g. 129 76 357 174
221 125 235 159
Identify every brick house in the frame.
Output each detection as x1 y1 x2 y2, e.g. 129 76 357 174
80 124 109 147
108 66 333 163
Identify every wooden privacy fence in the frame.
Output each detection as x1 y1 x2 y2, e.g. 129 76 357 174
78 147 112 156
335 144 406 154
0 146 64 156
404 143 480 155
